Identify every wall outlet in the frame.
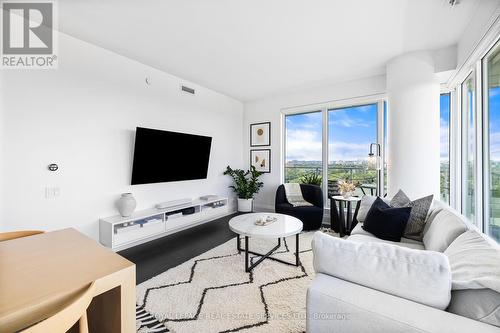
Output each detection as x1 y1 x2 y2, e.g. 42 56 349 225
45 187 60 199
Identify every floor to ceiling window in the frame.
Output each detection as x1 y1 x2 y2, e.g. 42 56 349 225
485 40 500 242
328 104 378 197
283 99 385 201
440 93 451 203
462 72 477 224
284 111 323 184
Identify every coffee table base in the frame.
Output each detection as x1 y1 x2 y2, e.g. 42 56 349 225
237 234 300 272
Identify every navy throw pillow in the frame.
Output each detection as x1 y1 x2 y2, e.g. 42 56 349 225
362 197 411 242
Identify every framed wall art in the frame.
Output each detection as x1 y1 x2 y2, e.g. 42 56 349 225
250 149 271 173
250 122 271 147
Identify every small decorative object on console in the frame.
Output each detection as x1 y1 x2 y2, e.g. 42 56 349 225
255 215 278 226
117 193 137 217
200 195 219 201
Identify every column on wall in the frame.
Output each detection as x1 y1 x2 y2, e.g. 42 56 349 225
386 51 440 198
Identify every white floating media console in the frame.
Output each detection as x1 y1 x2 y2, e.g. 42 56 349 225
99 196 229 251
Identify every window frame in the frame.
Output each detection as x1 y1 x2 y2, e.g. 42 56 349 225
281 94 387 205
448 31 500 239
482 38 500 240
460 70 479 226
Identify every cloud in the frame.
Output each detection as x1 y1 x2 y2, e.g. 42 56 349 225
286 128 371 162
440 118 449 160
328 110 374 128
329 141 371 161
285 129 322 161
353 105 376 113
489 131 500 161
489 87 500 97
286 112 322 131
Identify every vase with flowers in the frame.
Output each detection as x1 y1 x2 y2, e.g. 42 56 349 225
338 180 356 199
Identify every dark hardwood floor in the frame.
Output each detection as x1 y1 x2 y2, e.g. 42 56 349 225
119 213 239 284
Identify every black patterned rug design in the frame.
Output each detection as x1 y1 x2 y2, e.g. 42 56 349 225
136 231 325 332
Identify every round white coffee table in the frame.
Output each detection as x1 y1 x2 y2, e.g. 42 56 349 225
229 213 303 272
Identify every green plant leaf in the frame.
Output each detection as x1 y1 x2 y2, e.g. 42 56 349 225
223 165 264 199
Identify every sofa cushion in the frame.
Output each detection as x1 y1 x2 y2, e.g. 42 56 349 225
348 233 425 250
362 197 411 242
356 195 390 223
308 274 499 333
390 190 433 241
351 223 424 247
312 231 451 309
447 288 500 327
422 200 446 237
444 230 500 292
423 208 468 252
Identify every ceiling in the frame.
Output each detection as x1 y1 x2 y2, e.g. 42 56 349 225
59 0 485 101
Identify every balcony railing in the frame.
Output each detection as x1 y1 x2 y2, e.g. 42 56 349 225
284 165 377 196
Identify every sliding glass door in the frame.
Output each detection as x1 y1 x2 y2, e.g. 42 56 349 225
328 104 378 197
284 111 323 183
485 40 500 242
283 100 385 203
462 73 477 224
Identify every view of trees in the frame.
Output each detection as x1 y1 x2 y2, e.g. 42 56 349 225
440 162 450 203
285 160 377 196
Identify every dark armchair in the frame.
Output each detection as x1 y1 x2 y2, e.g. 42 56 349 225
275 184 324 230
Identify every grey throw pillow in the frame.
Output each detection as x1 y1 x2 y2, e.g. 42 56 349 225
390 189 411 207
390 190 433 240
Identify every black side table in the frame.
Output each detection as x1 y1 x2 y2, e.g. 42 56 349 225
330 196 361 237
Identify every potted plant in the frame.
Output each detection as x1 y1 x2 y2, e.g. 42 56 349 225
299 171 322 186
223 165 264 212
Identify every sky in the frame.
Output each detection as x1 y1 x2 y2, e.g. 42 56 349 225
286 88 500 164
440 93 450 162
489 87 500 162
285 104 377 163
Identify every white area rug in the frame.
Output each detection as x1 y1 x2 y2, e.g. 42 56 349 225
136 230 336 333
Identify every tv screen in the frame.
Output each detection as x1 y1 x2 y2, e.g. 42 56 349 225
131 127 212 185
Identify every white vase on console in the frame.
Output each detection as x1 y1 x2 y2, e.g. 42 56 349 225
237 198 253 212
117 193 137 217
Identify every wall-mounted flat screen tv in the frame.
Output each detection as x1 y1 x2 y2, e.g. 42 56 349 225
131 127 212 185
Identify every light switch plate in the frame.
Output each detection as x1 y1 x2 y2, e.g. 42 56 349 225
45 187 60 199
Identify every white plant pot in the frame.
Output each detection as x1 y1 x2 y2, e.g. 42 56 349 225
237 198 253 212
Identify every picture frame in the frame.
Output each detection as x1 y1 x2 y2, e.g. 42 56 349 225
250 149 271 173
250 122 271 147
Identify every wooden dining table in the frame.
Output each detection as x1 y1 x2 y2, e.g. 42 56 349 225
0 228 136 332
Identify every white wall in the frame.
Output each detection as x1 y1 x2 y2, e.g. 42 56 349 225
0 33 244 240
243 76 386 210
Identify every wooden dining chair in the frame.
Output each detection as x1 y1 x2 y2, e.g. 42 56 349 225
0 230 44 242
21 282 95 333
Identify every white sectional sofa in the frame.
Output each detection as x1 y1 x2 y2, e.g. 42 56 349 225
306 201 500 333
